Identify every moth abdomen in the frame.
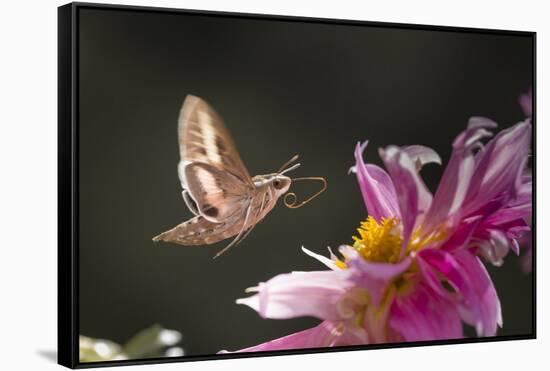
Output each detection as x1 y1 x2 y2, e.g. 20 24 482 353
153 214 234 246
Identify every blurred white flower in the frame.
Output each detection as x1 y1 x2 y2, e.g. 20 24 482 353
80 325 184 362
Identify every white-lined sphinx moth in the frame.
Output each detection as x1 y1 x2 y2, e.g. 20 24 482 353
153 95 326 258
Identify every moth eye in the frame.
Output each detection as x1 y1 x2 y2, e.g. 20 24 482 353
273 179 282 189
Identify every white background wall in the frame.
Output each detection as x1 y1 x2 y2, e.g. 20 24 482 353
0 1 546 370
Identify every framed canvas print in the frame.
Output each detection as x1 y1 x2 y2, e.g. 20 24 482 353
58 2 536 368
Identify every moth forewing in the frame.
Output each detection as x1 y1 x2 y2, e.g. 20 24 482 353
177 95 254 187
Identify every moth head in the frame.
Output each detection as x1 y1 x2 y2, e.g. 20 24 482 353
270 174 292 195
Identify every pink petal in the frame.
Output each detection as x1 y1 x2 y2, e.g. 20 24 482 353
220 320 365 353
417 248 501 337
463 121 531 217
379 145 433 253
472 168 532 260
440 216 483 253
484 179 532 225
417 248 467 300
236 271 351 321
389 281 463 341
422 117 497 234
453 250 502 336
485 206 531 227
353 141 400 221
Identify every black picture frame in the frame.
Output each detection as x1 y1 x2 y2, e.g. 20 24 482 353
58 2 536 368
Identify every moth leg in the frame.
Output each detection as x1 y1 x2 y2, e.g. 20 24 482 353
258 190 268 215
182 190 200 216
237 224 256 246
213 205 253 259
236 202 264 245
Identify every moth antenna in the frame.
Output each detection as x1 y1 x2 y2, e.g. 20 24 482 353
277 154 300 173
284 176 328 209
280 162 301 175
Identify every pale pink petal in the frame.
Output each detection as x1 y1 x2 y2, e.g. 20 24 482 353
466 116 498 132
236 271 351 321
402 145 442 170
301 246 340 270
473 230 511 266
379 145 432 252
353 141 400 221
389 281 463 341
220 320 365 353
341 245 411 306
511 238 521 255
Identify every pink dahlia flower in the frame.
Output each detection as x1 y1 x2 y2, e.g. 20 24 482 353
225 118 532 352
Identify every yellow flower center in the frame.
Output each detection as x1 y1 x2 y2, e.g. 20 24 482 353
350 216 447 264
352 217 403 263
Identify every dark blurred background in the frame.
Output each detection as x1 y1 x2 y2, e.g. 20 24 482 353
78 6 533 357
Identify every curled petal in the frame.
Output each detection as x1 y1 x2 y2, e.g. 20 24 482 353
474 230 511 266
464 117 498 136
402 145 442 170
353 141 400 221
236 271 351 321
